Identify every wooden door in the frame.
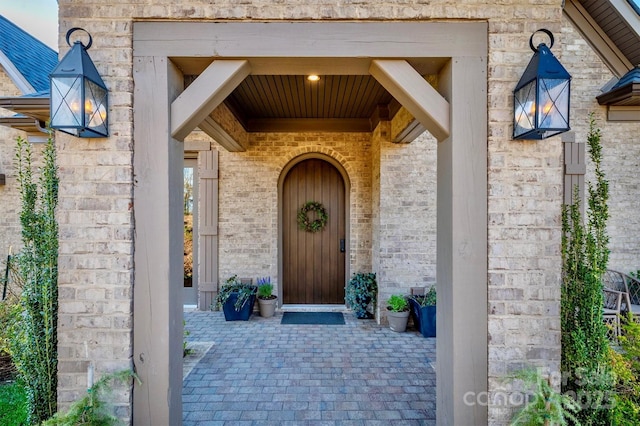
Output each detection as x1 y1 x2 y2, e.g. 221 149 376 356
283 159 346 304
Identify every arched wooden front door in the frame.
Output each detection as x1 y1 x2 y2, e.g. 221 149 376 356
282 158 346 304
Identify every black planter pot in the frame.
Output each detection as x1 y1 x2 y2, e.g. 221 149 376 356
222 292 257 321
409 298 436 337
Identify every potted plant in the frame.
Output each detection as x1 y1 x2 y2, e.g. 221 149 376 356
256 276 277 318
216 275 257 321
409 286 436 337
345 272 377 319
386 294 410 332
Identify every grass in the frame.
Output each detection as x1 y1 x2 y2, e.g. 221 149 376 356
0 380 28 425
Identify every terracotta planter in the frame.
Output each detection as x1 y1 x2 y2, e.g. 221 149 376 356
387 310 410 332
258 297 277 318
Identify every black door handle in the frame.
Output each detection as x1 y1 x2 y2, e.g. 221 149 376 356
340 239 345 253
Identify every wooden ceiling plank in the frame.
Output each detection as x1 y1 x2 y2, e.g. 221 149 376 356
171 60 250 140
370 59 450 141
321 76 332 118
246 118 371 132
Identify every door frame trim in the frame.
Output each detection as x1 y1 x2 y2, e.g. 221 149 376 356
277 153 351 305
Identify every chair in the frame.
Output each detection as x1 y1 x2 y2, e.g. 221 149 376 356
602 269 640 319
602 288 623 338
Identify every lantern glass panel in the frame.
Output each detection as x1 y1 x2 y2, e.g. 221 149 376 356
537 78 569 130
513 80 536 138
51 76 83 131
85 79 108 135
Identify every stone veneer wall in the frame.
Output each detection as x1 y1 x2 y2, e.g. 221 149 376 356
53 1 632 424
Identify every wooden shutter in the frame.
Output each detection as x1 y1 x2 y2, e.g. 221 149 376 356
563 133 586 214
197 150 219 310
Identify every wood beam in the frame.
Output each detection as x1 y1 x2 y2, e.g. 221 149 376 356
370 59 450 141
395 120 427 143
171 60 250 140
199 116 248 151
134 22 488 58
133 56 184 425
436 56 487 425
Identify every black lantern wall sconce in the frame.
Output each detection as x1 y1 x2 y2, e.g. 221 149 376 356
513 29 571 140
49 28 108 138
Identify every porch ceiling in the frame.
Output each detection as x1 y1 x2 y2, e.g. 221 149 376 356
174 56 447 133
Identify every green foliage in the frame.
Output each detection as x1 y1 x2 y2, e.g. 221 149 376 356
413 286 436 307
387 294 408 312
183 320 193 357
509 369 581 426
9 135 59 424
42 370 139 426
0 380 28 425
609 315 640 425
0 259 23 356
297 201 328 233
345 273 377 318
257 277 275 300
215 275 257 311
560 115 612 424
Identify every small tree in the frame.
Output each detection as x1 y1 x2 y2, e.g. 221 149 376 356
560 115 613 425
9 135 59 423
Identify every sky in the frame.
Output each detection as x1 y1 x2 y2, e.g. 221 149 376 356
1 0 59 51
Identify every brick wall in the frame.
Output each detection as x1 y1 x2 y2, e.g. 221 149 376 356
374 131 437 319
561 22 640 273
216 131 373 286
0 67 38 261
53 1 607 424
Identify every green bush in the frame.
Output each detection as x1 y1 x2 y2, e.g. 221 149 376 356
386 294 408 312
345 273 377 318
509 369 580 426
561 115 613 425
0 381 28 425
610 316 640 425
9 135 59 424
42 370 138 426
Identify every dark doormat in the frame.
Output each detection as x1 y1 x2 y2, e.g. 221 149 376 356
281 311 345 325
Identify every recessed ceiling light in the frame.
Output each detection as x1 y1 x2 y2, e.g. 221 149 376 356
307 75 320 82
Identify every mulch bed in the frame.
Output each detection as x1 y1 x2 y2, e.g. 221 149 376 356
0 351 16 382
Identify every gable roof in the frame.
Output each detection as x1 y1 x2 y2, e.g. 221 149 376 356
0 15 58 94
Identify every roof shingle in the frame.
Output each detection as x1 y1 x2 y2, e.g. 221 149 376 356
0 15 58 93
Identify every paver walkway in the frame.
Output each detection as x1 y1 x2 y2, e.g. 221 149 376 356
183 310 436 425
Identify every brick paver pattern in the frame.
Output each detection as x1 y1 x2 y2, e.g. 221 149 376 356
183 310 436 425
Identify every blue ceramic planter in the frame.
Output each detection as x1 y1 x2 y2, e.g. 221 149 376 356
222 292 257 321
409 298 436 337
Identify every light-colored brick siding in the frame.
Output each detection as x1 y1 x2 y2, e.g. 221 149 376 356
52 1 640 424
216 131 373 286
0 66 37 259
561 22 640 273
